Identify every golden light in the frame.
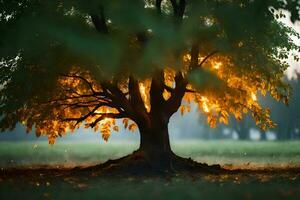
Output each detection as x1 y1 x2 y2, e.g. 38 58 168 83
251 92 257 101
100 117 109 125
183 54 191 62
203 102 210 113
213 62 222 69
198 56 206 64
139 82 151 112
201 96 210 113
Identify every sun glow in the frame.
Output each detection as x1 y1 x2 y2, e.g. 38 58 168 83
213 62 222 69
251 92 257 101
139 81 151 112
201 96 210 113
183 53 191 62
202 102 210 113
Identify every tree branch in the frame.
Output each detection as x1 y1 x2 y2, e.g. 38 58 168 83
90 6 108 34
60 74 99 95
170 0 186 20
88 112 127 128
185 88 196 93
129 76 145 110
165 72 187 116
149 70 166 114
63 104 102 126
156 0 162 14
190 44 199 69
164 84 175 93
198 51 218 67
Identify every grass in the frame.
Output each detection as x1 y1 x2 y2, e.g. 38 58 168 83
0 140 139 168
173 140 300 169
1 140 300 200
1 173 300 200
0 140 300 169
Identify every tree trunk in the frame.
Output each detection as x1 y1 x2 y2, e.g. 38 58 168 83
260 131 267 141
138 117 173 170
237 129 248 140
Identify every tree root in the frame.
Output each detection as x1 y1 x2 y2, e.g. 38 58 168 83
82 150 225 176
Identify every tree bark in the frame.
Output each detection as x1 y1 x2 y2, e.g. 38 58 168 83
137 116 173 170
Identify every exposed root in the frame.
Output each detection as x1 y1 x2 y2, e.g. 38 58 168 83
170 153 223 173
82 150 225 176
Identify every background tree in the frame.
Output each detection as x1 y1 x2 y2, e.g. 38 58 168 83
228 114 255 140
1 0 300 171
268 79 300 140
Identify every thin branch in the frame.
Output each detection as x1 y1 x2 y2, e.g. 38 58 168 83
44 94 99 104
64 104 102 126
198 51 218 67
164 85 175 93
164 84 197 100
60 101 103 109
185 88 196 93
60 74 98 95
165 71 188 116
62 88 82 96
88 112 126 128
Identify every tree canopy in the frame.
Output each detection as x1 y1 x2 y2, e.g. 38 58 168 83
1 0 300 144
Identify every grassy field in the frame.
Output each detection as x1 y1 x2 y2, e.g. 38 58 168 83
0 140 300 169
1 140 300 200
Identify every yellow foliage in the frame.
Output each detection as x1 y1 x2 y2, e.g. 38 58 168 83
128 123 138 132
113 126 119 132
123 118 129 129
138 80 151 112
163 89 171 100
16 51 287 144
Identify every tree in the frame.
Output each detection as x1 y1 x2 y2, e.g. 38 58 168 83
268 79 300 140
228 114 255 140
1 0 300 172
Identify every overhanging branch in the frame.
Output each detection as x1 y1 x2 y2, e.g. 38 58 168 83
60 74 99 95
88 112 127 128
198 51 218 67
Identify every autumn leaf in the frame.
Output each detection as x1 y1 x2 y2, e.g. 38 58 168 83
123 118 129 129
128 123 137 132
113 126 119 132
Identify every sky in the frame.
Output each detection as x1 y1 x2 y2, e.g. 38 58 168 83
280 11 300 79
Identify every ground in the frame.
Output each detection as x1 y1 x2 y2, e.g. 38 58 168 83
1 169 300 200
1 140 300 199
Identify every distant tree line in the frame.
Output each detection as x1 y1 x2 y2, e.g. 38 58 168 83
226 79 300 140
173 79 300 141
